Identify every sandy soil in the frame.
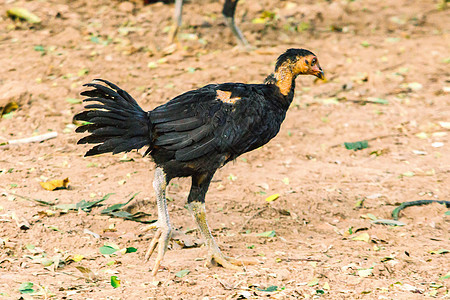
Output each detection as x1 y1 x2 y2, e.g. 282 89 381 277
0 0 449 299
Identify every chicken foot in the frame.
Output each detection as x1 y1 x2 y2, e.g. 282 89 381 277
188 201 256 270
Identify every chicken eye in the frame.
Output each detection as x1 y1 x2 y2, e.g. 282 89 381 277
311 58 317 66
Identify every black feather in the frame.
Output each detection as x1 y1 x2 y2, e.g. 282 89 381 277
275 48 315 71
75 80 152 156
154 117 204 132
175 136 216 161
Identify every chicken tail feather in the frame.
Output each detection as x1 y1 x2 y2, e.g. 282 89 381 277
74 79 153 157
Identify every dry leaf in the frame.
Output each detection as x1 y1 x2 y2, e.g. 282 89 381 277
265 193 280 202
352 233 370 242
75 266 97 282
40 178 69 191
358 268 373 277
6 7 41 24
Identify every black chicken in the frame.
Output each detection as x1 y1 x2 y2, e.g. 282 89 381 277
74 48 324 275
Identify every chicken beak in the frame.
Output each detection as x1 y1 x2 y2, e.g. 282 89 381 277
313 64 325 80
310 63 325 80
315 69 325 80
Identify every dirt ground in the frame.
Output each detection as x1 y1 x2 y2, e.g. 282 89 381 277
0 0 449 299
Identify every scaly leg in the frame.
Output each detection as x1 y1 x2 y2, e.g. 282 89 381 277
145 167 172 276
222 0 250 48
168 0 183 43
188 173 256 270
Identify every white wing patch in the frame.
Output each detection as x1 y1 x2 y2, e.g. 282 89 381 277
216 90 241 104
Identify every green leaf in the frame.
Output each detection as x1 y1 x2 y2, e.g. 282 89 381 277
125 247 137 253
76 193 113 211
106 260 116 266
430 282 443 289
257 285 278 292
34 45 45 52
101 193 138 214
430 249 449 255
228 174 237 181
111 276 120 288
344 140 369 151
77 68 89 77
90 36 100 44
381 256 395 262
2 111 14 119
19 282 35 294
175 269 190 278
99 245 118 255
366 97 389 104
47 225 60 231
445 211 450 216
256 230 276 237
100 192 155 224
297 22 310 32
102 202 129 213
347 226 353 235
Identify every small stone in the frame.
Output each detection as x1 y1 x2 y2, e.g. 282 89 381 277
119 2 134 13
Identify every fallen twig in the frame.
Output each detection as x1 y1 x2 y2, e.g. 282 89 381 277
372 219 406 226
1 132 57 146
240 207 268 231
280 258 321 262
216 276 233 290
341 99 387 105
11 211 30 230
55 271 90 281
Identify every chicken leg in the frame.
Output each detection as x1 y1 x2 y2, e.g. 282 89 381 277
169 0 249 47
222 0 249 47
188 173 255 269
145 167 172 276
168 0 183 43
